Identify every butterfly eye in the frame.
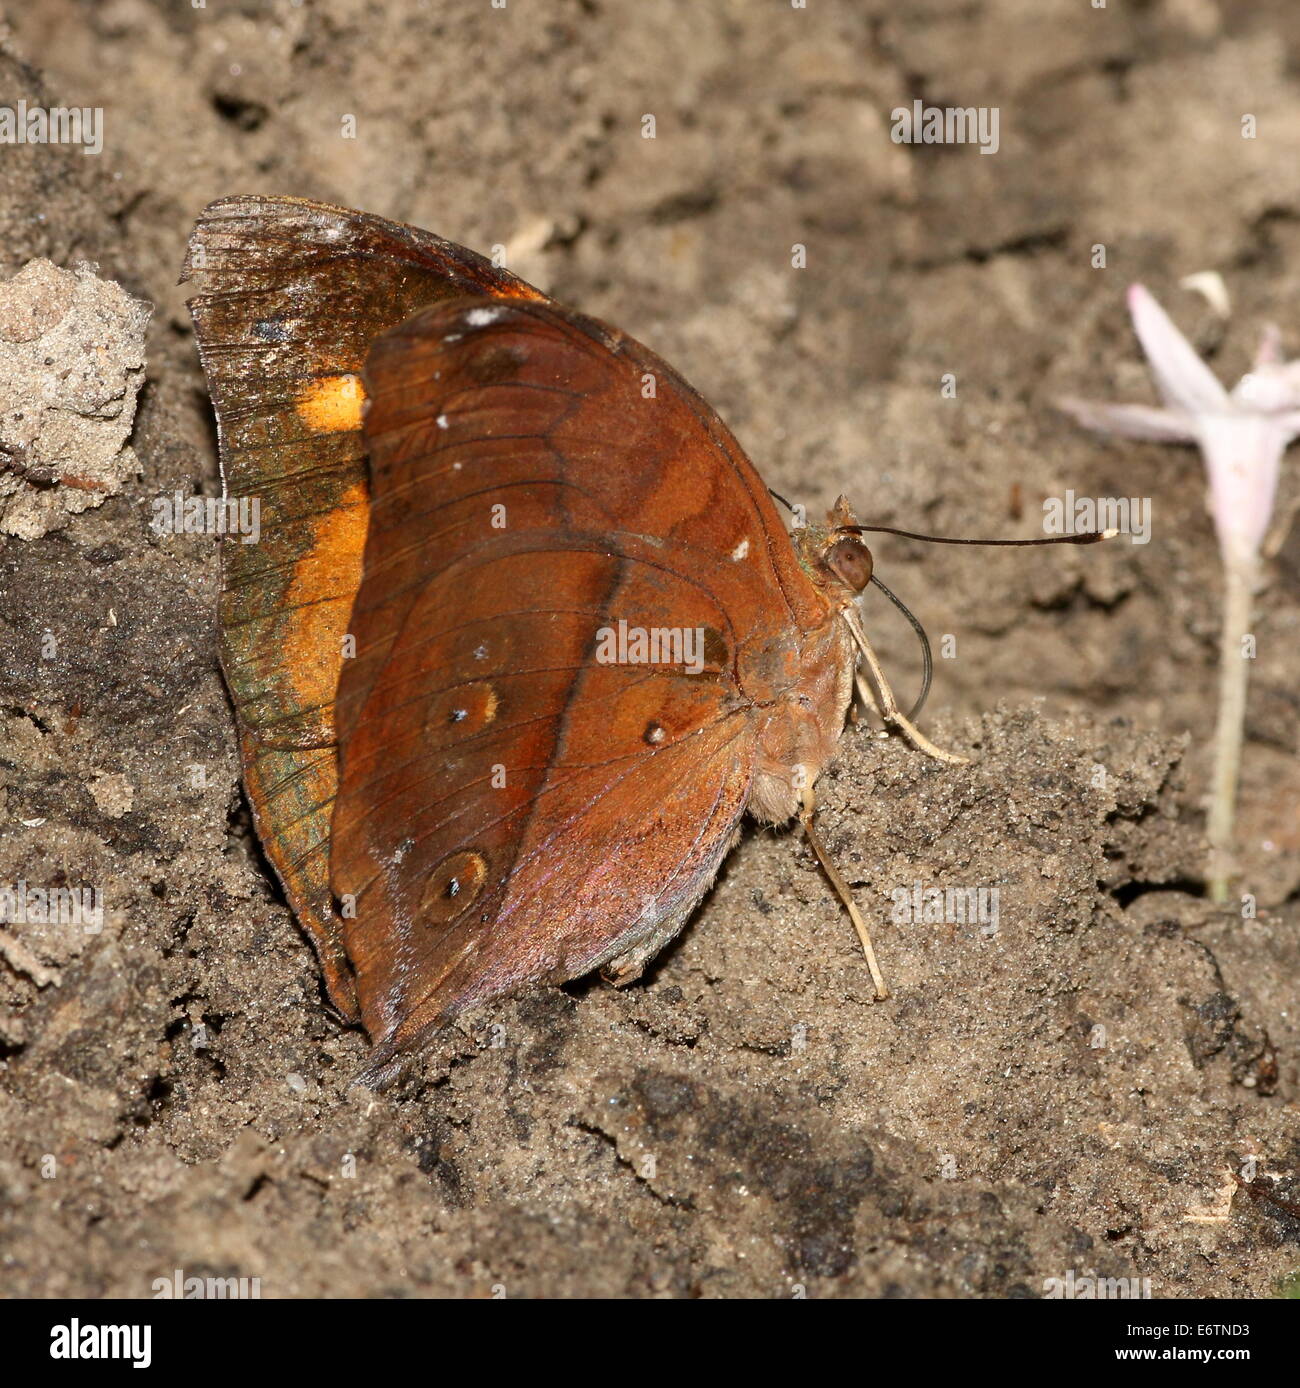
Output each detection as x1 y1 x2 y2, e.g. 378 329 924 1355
824 535 873 592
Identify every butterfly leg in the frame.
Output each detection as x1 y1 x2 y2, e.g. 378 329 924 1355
840 608 969 766
799 790 890 1000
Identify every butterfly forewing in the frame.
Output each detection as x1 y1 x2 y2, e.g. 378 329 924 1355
183 197 544 1017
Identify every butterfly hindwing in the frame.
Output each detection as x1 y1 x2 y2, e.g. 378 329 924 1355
334 297 818 1067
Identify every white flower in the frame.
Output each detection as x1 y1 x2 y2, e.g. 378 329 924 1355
1057 282 1297 901
1058 284 1300 566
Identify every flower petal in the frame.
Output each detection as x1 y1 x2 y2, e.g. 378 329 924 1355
1056 396 1197 442
1231 357 1300 412
1274 408 1300 440
1128 283 1230 414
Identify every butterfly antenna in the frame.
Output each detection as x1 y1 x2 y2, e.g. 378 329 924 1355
769 487 796 514
845 524 1118 546
869 574 932 722
846 520 1118 721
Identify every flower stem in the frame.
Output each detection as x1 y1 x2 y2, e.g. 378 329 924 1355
1206 555 1256 903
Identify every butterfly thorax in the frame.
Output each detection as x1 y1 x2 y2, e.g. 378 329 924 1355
747 612 856 823
746 514 867 824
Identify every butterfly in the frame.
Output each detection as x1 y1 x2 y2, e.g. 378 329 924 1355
183 196 985 1085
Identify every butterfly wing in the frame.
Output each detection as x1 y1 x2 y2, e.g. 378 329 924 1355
182 197 545 1018
335 297 831 1072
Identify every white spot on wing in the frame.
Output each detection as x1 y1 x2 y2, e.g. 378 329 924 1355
437 414 449 429
731 537 750 561
466 306 504 327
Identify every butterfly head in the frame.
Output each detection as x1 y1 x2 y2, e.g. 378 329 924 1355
794 495 874 599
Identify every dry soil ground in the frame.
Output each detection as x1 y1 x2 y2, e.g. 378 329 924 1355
0 0 1297 1298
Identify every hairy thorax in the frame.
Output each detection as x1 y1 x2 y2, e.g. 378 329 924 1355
745 611 857 824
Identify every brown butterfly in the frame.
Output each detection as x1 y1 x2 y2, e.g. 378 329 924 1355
183 197 1092 1085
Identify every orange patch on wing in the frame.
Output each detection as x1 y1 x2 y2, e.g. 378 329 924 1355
281 481 370 726
296 373 367 433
